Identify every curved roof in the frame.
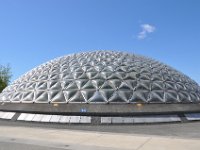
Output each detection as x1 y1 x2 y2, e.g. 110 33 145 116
0 51 200 103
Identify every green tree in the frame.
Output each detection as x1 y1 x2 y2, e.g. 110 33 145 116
0 64 12 92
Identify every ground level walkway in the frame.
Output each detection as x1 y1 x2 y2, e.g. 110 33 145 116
0 124 200 150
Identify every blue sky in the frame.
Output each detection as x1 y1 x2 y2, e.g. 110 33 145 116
0 0 200 84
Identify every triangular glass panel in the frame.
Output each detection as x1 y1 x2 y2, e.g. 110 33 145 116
140 69 149 74
74 67 84 72
115 66 125 72
164 90 178 103
178 91 190 102
75 79 88 89
123 72 137 80
17 84 26 90
185 83 193 91
70 66 79 72
65 82 79 90
125 80 137 90
36 82 47 90
175 82 185 91
79 60 87 66
86 72 98 79
69 60 79 67
82 80 96 89
102 61 109 66
172 75 181 82
165 81 175 90
78 72 88 79
141 67 151 72
136 80 151 90
84 62 92 66
38 74 48 80
148 90 164 103
190 92 198 102
89 91 107 102
120 66 129 72
73 72 88 79
12 92 23 102
30 75 38 81
63 90 77 102
108 65 116 72
94 65 104 72
81 90 96 101
49 74 60 80
82 66 91 72
151 81 164 90
140 73 151 80
101 81 115 90
72 72 81 79
99 89 115 101
60 72 73 80
60 66 70 72
90 60 98 66
118 90 132 102
22 91 34 102
60 62 68 67
119 82 131 90
61 80 73 89
101 72 113 79
49 90 66 103
116 72 126 79
151 74 162 81
34 91 49 103
48 81 62 90
51 69 60 75
1 92 13 102
26 82 36 90
87 67 97 72
11 85 18 91
7 92 14 101
128 67 138 73
68 91 86 103
109 91 127 103
109 79 121 89
130 90 149 103
163 75 172 82
113 61 120 66
91 79 105 89
107 73 122 80
102 66 113 72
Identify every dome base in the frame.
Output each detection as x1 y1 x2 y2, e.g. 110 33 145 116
0 103 200 116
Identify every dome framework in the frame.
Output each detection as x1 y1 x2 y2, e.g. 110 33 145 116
0 50 200 123
0 51 200 104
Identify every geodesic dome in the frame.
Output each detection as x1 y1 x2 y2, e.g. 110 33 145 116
0 51 200 104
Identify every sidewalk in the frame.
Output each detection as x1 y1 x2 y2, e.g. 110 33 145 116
0 126 200 150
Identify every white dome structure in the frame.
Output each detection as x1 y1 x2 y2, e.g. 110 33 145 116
0 51 199 104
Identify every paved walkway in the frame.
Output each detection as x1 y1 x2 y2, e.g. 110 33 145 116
0 126 200 150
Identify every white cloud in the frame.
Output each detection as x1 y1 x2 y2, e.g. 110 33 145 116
137 24 156 40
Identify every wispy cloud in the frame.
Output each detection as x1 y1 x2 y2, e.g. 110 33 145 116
137 24 155 40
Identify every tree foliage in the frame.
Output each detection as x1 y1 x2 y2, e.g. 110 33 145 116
0 64 12 92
